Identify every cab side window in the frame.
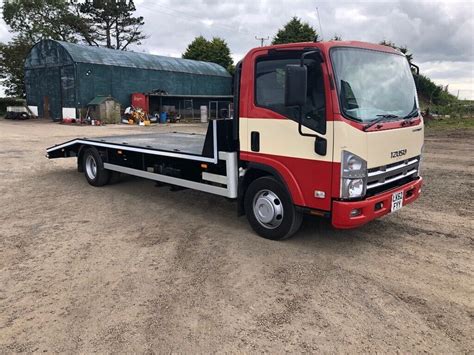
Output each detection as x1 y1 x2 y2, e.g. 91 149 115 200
255 53 326 134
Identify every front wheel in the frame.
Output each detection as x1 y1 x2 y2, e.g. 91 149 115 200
244 176 302 240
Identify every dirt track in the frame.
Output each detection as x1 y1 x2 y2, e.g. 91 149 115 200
0 119 472 353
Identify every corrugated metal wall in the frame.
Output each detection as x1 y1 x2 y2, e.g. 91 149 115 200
25 68 64 119
24 40 232 120
74 63 231 107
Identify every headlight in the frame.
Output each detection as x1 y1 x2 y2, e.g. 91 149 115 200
344 178 365 198
341 151 367 199
347 156 363 171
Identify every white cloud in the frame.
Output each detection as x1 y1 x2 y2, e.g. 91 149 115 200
422 61 474 99
0 6 12 43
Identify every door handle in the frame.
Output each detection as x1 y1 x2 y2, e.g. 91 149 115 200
315 136 327 156
251 131 260 152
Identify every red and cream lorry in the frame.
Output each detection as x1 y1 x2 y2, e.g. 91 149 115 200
47 41 424 240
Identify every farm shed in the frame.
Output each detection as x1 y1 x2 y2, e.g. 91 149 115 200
87 96 121 124
24 39 232 121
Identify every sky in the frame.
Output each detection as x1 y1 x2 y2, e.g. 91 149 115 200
0 0 473 99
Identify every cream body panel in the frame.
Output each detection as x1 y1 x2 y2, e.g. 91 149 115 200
366 124 424 167
239 117 424 169
239 117 333 162
333 121 424 168
239 116 249 152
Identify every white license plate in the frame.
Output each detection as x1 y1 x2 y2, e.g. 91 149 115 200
391 191 404 212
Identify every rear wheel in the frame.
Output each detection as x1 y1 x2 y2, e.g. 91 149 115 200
83 147 110 187
244 176 302 240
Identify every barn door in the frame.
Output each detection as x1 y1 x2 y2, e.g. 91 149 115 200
60 65 76 119
39 68 62 120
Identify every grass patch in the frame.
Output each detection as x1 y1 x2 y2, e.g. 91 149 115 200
425 117 474 130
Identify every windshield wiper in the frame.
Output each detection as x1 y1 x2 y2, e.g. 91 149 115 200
363 114 400 131
399 108 420 127
364 109 420 131
403 108 419 119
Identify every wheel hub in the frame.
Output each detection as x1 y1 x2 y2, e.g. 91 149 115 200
253 190 284 229
85 155 97 180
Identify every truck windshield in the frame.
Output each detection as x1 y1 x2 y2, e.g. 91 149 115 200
331 47 418 122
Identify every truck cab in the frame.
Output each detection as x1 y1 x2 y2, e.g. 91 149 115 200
236 41 423 238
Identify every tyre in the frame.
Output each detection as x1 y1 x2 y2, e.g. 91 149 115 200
244 176 302 240
82 147 110 187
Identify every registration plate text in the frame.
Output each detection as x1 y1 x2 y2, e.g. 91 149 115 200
391 191 404 212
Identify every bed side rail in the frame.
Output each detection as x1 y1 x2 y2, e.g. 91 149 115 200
46 140 82 159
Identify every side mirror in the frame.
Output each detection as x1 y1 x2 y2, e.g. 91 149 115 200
410 63 420 87
410 63 420 76
285 65 307 107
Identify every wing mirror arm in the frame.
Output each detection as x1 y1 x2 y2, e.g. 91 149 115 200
411 63 420 87
410 63 420 75
284 50 327 156
298 51 323 139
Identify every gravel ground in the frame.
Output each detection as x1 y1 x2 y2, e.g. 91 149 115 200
0 119 472 353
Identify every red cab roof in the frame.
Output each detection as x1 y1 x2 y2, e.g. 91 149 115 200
245 40 402 60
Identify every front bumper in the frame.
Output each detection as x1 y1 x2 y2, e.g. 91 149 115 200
332 177 423 229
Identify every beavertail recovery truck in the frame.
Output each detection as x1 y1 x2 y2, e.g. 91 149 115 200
47 41 424 240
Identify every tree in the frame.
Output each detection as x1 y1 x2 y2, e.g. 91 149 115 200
272 17 318 45
0 36 33 97
379 40 413 64
182 36 211 61
182 36 234 73
208 38 234 71
113 1 146 50
1 0 83 97
74 0 146 50
2 0 79 43
1 0 146 96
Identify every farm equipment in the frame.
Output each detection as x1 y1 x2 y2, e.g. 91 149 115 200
124 106 151 125
5 106 31 120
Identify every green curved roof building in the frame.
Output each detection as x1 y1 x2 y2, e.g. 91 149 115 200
25 40 232 120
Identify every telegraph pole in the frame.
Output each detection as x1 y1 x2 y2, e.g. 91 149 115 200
255 36 269 47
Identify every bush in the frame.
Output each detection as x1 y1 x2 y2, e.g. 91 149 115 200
430 102 474 118
415 75 457 106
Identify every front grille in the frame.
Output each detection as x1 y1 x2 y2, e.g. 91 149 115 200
367 156 420 193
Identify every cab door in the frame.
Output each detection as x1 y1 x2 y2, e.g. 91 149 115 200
239 47 334 211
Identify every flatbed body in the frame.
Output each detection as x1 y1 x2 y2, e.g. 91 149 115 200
91 132 206 156
47 119 238 198
47 120 222 163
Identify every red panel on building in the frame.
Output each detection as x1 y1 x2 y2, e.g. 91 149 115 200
131 93 149 113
